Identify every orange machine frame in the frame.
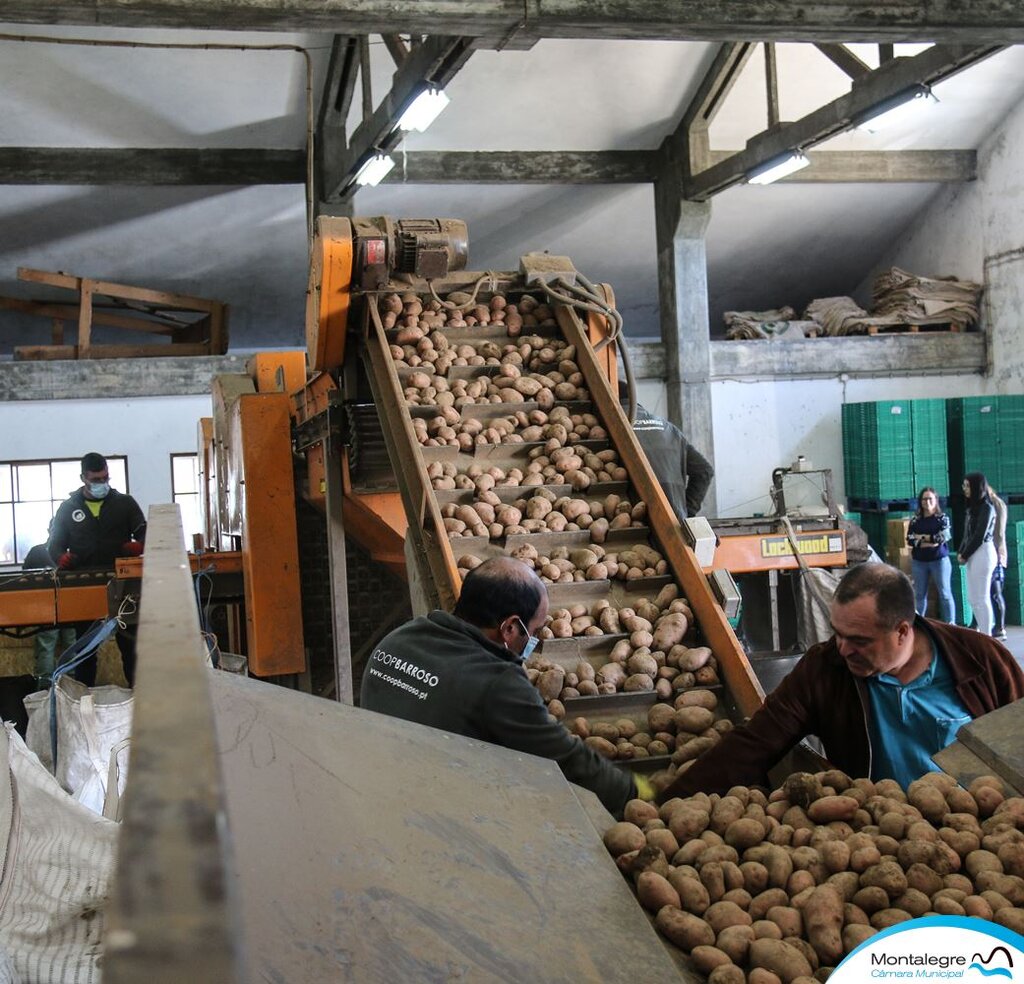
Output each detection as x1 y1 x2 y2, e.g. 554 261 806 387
207 360 307 677
296 216 622 581
709 529 848 575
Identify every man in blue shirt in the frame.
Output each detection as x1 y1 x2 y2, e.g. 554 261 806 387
661 563 1024 797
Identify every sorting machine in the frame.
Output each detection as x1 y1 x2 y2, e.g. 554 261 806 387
198 215 766 752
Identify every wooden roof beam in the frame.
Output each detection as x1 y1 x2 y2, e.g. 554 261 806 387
686 44 1001 200
1 1 1023 42
321 35 475 201
815 43 872 79
0 147 975 186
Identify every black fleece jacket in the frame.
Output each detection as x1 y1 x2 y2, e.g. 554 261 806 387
47 488 146 569
360 611 636 816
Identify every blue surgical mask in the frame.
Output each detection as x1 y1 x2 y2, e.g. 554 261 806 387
514 617 540 664
87 481 110 500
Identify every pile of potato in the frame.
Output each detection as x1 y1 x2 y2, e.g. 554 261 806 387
380 290 557 338
390 320 573 381
442 491 646 541
604 770 1024 983
517 586 723 709
402 367 590 408
564 688 732 763
456 540 669 582
414 404 609 452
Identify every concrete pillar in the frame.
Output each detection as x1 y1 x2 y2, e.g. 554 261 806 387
654 174 715 511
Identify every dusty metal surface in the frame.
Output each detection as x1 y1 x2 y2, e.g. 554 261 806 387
945 699 1024 792
209 672 685 983
103 505 243 984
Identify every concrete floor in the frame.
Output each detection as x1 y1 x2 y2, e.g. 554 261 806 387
999 623 1024 670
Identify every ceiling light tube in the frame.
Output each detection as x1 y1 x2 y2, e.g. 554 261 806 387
354 153 396 187
396 87 450 133
852 83 937 132
746 151 810 185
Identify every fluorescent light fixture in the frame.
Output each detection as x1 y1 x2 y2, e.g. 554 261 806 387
396 87 450 133
746 151 810 185
354 153 395 187
852 84 937 132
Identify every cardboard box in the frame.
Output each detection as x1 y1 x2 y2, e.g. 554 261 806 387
886 518 910 564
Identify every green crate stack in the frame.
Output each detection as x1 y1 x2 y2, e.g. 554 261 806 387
910 399 950 493
1004 519 1024 625
842 401 915 501
858 509 912 560
946 396 1001 491
998 395 1024 491
951 562 973 628
844 510 861 526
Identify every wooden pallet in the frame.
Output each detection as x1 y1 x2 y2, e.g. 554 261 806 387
865 321 963 335
2 266 228 360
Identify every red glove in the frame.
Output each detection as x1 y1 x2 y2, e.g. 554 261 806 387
57 551 76 570
120 541 144 557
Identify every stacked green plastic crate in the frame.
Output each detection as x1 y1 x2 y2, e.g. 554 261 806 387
946 396 1001 492
842 400 947 558
998 395 1024 492
842 401 915 501
1005 520 1024 626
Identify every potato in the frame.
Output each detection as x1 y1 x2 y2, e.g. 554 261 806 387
655 906 716 951
767 906 803 939
748 938 813 983
726 819 768 851
994 907 1024 934
709 967 745 984
752 920 783 941
603 821 645 856
802 886 843 966
870 908 912 929
807 796 859 824
691 945 734 976
859 861 907 899
749 888 791 921
669 870 711 914
965 849 1003 879
652 613 689 651
716 925 754 964
842 923 876 954
636 871 681 912
675 705 715 735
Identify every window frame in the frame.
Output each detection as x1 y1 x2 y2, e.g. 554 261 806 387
0 455 130 568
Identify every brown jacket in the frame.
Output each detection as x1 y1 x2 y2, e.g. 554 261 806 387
660 618 1024 800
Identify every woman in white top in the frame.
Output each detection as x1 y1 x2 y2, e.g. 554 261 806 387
958 472 997 635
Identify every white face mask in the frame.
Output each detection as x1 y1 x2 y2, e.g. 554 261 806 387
513 617 539 664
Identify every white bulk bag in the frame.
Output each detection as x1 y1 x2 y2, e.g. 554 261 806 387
0 724 117 984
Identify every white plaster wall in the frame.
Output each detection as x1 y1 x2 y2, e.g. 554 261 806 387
0 394 211 512
855 84 1024 388
709 375 992 518
706 74 1024 520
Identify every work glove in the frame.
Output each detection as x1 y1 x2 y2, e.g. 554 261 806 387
57 551 76 570
119 541 144 557
633 774 657 803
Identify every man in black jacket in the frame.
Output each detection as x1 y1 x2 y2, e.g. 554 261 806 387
629 403 714 521
47 452 146 686
360 557 642 817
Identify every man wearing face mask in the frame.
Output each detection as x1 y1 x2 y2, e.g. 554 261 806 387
360 556 642 817
47 451 146 686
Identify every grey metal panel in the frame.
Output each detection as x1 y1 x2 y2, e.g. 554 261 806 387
208 671 685 983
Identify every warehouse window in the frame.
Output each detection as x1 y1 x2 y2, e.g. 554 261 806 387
171 453 203 544
0 456 128 567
